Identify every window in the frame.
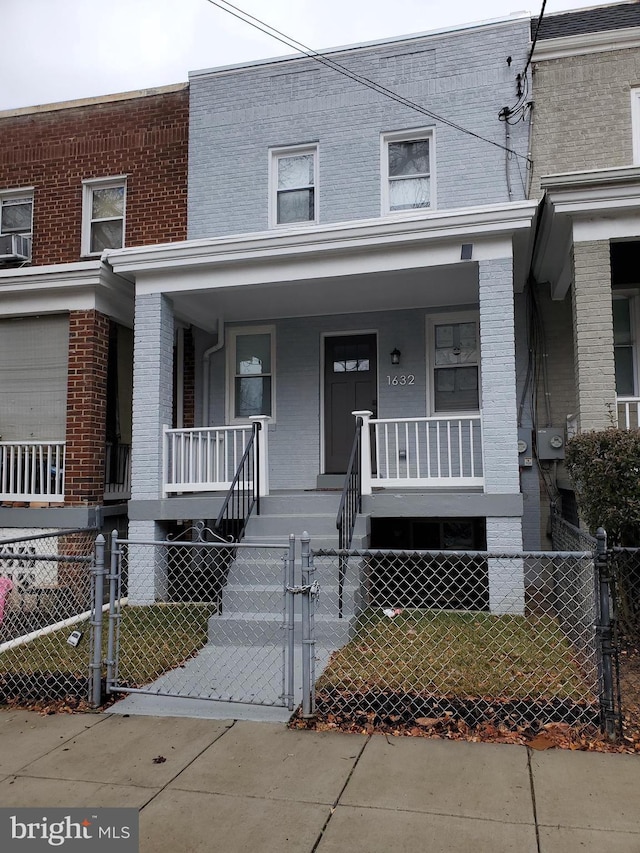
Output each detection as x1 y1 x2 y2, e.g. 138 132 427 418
427 314 480 413
82 177 126 255
269 145 318 226
631 89 640 165
382 129 434 214
0 190 33 237
227 326 275 422
613 295 636 396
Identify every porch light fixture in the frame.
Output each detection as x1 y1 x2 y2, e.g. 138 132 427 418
390 348 401 365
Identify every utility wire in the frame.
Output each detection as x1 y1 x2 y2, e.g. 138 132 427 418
205 0 531 162
501 0 547 122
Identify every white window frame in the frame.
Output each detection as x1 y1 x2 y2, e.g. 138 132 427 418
631 89 640 165
0 187 34 237
269 144 319 228
226 325 276 424
81 176 127 256
613 291 640 397
381 128 435 216
425 311 481 416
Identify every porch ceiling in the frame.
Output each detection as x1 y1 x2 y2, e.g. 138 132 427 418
171 263 479 327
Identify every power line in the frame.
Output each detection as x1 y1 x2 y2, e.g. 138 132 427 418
204 0 530 162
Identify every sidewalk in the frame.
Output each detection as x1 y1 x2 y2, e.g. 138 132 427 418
0 708 639 852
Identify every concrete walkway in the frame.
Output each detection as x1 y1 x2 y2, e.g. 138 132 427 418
0 708 639 852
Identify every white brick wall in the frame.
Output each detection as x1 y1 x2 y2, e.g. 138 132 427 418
188 21 531 238
131 293 174 500
479 257 521 496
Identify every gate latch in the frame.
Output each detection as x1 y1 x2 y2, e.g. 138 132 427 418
286 580 320 598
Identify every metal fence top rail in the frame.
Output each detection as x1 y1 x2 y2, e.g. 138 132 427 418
0 551 93 563
0 528 95 545
611 546 640 553
312 547 594 559
117 537 291 550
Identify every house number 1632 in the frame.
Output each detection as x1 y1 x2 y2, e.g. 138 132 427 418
386 374 415 386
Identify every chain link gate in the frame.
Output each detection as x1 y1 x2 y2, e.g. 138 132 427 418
105 529 299 710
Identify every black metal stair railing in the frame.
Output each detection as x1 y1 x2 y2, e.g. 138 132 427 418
336 417 362 618
214 421 260 542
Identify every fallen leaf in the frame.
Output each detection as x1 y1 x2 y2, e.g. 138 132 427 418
527 734 555 751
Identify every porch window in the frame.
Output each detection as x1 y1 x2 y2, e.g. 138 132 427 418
82 177 126 255
382 129 434 214
613 295 636 396
429 315 480 413
270 145 318 226
228 327 275 421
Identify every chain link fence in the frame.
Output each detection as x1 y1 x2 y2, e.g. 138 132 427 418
107 530 295 709
309 545 603 733
0 529 96 705
610 547 640 742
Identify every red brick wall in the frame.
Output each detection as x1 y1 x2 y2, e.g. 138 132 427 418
0 88 188 265
65 310 110 505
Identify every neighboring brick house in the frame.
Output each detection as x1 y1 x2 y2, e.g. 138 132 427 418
107 15 538 612
0 84 189 539
527 1 640 536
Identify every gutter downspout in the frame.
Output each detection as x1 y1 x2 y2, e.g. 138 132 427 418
202 317 224 427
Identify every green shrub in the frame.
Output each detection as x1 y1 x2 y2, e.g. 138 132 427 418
565 428 640 546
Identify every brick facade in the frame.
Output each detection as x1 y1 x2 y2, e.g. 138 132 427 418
65 310 110 505
0 87 188 265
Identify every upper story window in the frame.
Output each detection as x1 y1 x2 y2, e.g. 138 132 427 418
1 191 33 237
269 145 318 227
82 177 126 255
382 129 434 214
427 313 480 413
631 90 640 165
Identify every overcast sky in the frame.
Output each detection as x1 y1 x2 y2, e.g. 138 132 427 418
1 0 600 111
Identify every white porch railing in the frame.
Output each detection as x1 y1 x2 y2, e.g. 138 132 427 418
359 412 484 492
617 397 640 430
0 441 66 502
163 419 270 495
104 442 131 501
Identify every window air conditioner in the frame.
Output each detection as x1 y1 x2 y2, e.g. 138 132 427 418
0 234 31 261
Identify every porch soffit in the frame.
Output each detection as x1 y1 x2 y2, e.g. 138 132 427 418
171 263 480 327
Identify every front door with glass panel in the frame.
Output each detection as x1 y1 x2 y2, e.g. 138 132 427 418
324 334 377 473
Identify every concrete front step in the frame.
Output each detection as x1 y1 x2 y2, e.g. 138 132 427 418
222 582 360 615
208 611 353 646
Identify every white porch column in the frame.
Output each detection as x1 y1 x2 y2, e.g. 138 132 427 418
129 293 174 601
249 415 270 497
479 257 524 614
353 410 373 496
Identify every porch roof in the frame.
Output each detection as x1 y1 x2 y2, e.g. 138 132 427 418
533 165 640 299
105 201 538 330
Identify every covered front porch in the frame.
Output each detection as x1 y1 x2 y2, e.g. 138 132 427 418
107 203 535 550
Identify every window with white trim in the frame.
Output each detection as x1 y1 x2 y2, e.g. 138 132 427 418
227 326 275 422
269 145 318 226
82 177 126 255
0 190 33 237
427 313 480 413
631 89 640 165
382 129 434 214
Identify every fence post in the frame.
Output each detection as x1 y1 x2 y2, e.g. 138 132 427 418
285 534 296 711
89 534 106 708
353 410 373 495
596 527 619 740
300 532 316 718
105 530 119 695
